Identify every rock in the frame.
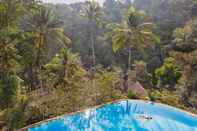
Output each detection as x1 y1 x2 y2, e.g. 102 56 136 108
127 81 148 99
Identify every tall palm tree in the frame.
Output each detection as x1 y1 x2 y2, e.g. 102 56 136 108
83 1 102 104
108 7 160 72
84 0 102 73
21 7 70 89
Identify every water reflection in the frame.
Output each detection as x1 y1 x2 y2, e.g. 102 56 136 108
29 100 197 131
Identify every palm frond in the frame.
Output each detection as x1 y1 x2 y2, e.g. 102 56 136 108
47 28 71 46
140 31 160 44
138 22 156 30
112 32 129 52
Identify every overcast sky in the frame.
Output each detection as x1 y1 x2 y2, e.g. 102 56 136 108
42 0 105 4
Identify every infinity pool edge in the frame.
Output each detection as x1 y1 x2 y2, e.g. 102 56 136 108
17 99 197 131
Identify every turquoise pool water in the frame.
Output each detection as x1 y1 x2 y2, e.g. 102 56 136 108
29 100 197 131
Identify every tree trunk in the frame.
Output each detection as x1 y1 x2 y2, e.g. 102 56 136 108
128 47 132 72
27 67 37 91
36 33 44 89
123 47 132 92
90 24 97 104
91 32 96 72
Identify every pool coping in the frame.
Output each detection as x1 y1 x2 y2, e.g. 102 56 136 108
17 99 197 131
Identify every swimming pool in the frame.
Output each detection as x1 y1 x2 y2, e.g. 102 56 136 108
28 100 197 131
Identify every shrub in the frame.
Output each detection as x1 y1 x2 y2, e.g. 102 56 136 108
0 74 20 109
148 90 162 101
127 90 138 99
155 57 182 88
4 99 28 130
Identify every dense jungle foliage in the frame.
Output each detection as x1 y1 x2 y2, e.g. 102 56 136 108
0 0 197 130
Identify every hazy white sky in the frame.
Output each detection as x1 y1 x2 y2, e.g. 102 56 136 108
42 0 105 4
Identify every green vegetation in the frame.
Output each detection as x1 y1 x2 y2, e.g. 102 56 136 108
0 0 197 130
107 7 159 71
127 90 138 99
155 57 182 88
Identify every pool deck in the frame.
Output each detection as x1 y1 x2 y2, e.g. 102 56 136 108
17 99 197 131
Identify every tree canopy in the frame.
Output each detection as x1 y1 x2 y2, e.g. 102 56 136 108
0 0 197 130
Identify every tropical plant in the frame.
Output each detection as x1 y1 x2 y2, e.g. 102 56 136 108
0 0 24 73
127 90 138 99
95 69 122 103
0 74 20 109
155 57 182 88
0 0 26 110
172 18 197 53
83 0 103 72
83 0 103 103
44 48 86 90
4 99 28 130
21 7 70 89
107 7 160 72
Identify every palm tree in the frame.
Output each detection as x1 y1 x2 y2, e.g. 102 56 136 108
84 0 102 73
21 7 70 89
83 0 102 104
108 7 160 72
